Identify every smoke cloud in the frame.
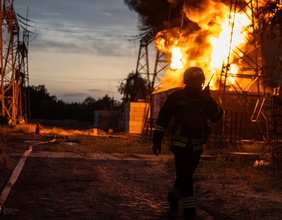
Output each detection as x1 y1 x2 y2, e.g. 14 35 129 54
123 0 183 30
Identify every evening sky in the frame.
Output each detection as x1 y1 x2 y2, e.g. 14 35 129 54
14 0 142 103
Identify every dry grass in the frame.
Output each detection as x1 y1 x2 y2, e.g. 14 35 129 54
77 135 172 155
1 124 281 194
196 155 282 192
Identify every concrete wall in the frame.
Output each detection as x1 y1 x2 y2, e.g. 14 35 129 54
124 101 149 134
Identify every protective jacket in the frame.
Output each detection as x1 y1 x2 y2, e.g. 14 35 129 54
153 86 223 152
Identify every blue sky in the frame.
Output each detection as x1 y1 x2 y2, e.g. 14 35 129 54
14 0 142 103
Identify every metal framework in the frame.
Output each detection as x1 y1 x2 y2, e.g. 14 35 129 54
135 28 169 137
261 95 282 175
17 12 30 122
0 0 29 125
135 28 169 94
217 0 268 147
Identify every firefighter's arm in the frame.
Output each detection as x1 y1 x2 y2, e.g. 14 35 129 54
201 90 224 122
209 104 223 122
152 125 166 156
152 94 176 156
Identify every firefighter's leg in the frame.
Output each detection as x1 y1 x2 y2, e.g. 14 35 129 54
167 185 181 212
165 148 184 213
171 150 193 215
174 148 202 219
182 196 196 220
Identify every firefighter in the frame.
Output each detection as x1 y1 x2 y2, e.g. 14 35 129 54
152 66 223 220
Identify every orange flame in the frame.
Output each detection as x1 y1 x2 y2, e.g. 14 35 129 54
153 1 268 92
170 48 184 69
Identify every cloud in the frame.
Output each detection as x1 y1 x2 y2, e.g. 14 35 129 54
21 9 138 56
88 89 103 92
59 89 122 103
91 39 132 57
59 92 89 103
30 29 135 57
62 92 88 98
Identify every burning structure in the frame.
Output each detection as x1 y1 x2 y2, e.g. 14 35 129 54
125 0 282 162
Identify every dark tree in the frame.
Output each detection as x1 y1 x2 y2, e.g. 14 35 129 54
118 72 150 102
28 85 58 119
259 1 282 38
27 85 121 121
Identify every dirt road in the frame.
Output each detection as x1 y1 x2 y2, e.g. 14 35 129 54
2 152 172 219
1 132 281 220
0 135 186 220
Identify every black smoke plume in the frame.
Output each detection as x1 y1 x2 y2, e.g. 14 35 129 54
123 0 184 31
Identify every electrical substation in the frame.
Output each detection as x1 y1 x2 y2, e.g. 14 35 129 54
134 0 282 172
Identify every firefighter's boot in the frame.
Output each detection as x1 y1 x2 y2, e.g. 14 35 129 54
167 190 180 213
182 196 196 220
183 208 196 220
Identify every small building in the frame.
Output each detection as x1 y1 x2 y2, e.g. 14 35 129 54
94 110 120 132
93 101 150 135
123 101 149 134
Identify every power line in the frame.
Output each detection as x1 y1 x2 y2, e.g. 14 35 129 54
34 28 140 39
31 76 124 83
34 19 140 32
16 13 143 41
35 23 139 35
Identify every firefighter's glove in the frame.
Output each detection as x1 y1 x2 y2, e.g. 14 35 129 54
152 144 161 156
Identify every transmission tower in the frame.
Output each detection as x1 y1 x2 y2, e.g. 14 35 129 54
17 11 31 122
135 28 169 94
217 0 268 147
135 28 169 137
0 0 29 125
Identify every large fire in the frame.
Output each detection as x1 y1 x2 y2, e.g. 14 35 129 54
153 0 268 92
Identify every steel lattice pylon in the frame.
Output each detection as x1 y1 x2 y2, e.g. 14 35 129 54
0 0 29 125
135 28 169 94
135 28 170 137
216 0 269 148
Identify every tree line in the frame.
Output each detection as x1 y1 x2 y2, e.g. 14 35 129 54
27 85 121 121
27 72 150 121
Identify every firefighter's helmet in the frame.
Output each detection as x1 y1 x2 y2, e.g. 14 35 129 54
183 67 205 88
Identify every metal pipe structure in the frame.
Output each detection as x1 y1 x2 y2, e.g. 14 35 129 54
0 0 29 125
